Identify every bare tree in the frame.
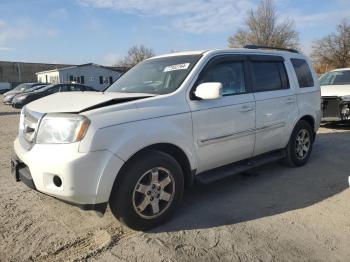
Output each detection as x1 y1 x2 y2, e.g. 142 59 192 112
115 45 155 68
311 20 350 70
228 0 299 49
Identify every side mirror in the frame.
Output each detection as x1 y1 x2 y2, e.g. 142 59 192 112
194 82 223 100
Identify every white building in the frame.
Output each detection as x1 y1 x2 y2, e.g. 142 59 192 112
36 63 127 90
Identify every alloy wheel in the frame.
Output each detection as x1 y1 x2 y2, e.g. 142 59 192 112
295 129 311 160
132 167 175 219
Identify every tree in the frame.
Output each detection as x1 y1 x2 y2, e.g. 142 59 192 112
311 20 350 70
116 45 155 68
228 0 299 49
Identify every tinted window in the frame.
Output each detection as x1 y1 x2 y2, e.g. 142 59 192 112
198 61 246 96
69 85 83 91
48 86 60 93
291 59 314 88
59 85 69 92
252 61 289 92
319 70 350 86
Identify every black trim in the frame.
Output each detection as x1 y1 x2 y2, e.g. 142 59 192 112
60 199 108 213
18 167 36 190
248 54 284 62
244 44 299 54
188 169 197 187
195 149 286 184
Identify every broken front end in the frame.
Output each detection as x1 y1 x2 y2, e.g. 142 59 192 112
322 96 350 120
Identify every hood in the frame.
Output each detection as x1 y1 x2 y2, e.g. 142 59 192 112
26 91 154 113
3 90 21 96
321 85 350 97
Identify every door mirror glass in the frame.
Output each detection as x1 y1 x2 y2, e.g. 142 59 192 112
194 82 223 100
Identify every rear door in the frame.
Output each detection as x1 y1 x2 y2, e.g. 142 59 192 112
250 55 298 156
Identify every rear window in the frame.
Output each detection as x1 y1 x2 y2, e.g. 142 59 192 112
252 61 289 92
291 59 314 88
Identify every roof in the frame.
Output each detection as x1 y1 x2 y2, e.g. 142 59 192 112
36 63 129 74
150 50 209 59
332 68 350 72
0 60 74 66
150 48 305 60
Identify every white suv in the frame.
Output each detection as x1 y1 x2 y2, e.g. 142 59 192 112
12 46 321 230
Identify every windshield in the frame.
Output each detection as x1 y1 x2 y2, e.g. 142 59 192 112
34 84 54 92
106 55 202 95
320 70 350 86
12 83 32 92
25 85 46 92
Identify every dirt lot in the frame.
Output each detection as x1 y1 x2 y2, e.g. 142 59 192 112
1 103 350 262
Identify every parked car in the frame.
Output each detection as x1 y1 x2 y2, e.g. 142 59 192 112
320 68 350 120
12 83 97 108
0 82 11 94
2 83 46 104
11 46 321 230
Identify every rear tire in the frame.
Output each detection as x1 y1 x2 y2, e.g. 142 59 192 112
109 150 184 230
284 120 314 167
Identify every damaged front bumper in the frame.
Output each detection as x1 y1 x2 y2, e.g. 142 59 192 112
322 96 350 121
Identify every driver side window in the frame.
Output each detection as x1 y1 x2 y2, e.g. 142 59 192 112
198 61 246 96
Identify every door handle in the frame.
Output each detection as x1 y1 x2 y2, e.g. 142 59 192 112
286 98 295 104
239 105 254 112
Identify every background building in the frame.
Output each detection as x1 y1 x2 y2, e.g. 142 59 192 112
36 63 127 90
0 61 72 88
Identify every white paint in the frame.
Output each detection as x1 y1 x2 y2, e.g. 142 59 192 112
14 48 321 208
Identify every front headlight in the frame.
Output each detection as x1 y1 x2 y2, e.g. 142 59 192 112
341 96 350 102
5 95 14 100
36 114 90 144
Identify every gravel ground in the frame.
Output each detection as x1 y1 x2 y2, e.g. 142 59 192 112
1 102 350 262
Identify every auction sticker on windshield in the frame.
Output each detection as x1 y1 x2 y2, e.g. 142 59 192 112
164 63 190 72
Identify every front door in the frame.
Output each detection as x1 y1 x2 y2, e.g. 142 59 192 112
188 56 256 173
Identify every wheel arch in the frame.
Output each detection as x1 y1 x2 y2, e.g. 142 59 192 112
112 143 195 196
297 115 316 140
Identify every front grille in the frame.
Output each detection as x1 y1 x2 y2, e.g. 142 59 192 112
19 107 43 150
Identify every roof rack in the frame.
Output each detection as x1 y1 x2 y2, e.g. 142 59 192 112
244 44 299 54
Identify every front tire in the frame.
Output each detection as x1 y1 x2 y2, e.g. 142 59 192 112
109 150 184 230
284 120 314 167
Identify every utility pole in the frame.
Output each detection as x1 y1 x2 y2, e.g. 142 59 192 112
17 62 21 82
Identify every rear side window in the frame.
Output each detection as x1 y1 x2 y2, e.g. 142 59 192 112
291 59 314 88
252 61 289 92
69 85 82 91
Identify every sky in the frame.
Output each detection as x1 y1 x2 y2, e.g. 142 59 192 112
0 0 349 65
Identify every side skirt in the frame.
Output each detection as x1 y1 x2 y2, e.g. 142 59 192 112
195 150 285 184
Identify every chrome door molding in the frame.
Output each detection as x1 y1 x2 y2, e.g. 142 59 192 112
198 122 285 147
